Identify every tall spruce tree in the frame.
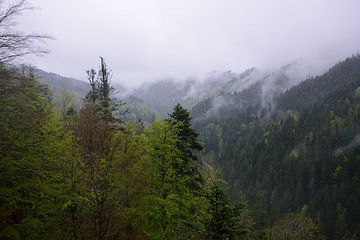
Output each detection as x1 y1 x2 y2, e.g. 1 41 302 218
168 103 203 188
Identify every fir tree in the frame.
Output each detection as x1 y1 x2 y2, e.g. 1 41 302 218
168 103 203 188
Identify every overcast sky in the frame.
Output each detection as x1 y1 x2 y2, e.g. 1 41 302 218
21 0 360 87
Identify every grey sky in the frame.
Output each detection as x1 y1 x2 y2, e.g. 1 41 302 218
21 0 360 88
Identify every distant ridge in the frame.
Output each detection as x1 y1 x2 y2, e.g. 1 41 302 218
34 69 90 95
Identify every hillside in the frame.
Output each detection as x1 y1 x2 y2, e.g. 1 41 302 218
2 61 244 240
133 61 318 116
34 69 159 123
31 57 360 239
3 57 359 239
31 56 360 239
34 69 90 106
196 55 360 239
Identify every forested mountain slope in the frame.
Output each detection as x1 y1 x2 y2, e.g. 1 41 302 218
121 95 161 124
133 62 316 116
12 57 360 239
34 69 90 105
196 55 360 239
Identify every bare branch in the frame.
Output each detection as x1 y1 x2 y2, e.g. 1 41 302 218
0 0 52 64
0 0 31 27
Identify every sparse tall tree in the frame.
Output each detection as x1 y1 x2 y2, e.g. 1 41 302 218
73 58 126 240
85 57 123 125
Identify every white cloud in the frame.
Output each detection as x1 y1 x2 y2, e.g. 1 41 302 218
20 0 360 88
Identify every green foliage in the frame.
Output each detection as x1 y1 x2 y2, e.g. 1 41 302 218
195 55 360 239
141 120 205 239
267 213 325 240
204 184 248 240
122 95 160 124
0 63 250 240
0 66 75 239
354 87 360 99
34 68 90 108
168 103 204 189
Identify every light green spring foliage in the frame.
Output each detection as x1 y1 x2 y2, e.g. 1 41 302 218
0 67 74 239
140 120 207 239
0 65 250 240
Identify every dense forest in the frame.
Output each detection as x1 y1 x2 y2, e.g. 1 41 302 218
0 59 253 239
196 55 360 240
4 56 360 239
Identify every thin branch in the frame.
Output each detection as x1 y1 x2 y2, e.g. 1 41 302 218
0 0 52 64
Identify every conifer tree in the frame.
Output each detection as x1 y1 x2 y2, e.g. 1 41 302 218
168 103 203 188
204 184 248 240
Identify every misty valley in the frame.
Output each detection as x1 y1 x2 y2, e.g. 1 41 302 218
1 0 360 240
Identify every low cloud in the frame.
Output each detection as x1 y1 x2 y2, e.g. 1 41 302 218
21 0 360 88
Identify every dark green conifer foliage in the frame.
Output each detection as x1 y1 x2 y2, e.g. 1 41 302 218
168 103 203 188
195 54 360 239
204 184 248 240
169 103 203 155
